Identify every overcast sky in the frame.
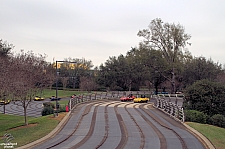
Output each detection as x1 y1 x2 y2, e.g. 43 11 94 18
1 0 225 67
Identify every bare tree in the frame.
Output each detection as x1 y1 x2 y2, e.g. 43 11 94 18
61 77 69 89
79 76 97 92
10 50 54 125
0 40 14 113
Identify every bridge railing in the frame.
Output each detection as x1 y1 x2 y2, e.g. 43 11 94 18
154 95 185 122
68 91 154 110
68 91 185 123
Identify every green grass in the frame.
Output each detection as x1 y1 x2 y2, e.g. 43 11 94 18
38 89 89 99
39 89 91 107
0 113 62 148
186 122 225 149
58 99 69 105
0 89 95 148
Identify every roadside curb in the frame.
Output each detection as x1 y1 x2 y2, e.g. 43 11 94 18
17 111 71 149
183 123 215 149
16 100 103 149
153 100 215 149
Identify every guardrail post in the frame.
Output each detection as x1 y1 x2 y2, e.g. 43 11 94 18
69 99 71 111
154 95 185 123
175 94 178 105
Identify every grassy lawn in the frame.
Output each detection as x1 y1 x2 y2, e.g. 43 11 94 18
39 89 90 106
0 89 96 148
186 122 225 149
38 89 89 99
0 113 66 148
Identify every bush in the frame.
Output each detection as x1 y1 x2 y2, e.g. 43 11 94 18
59 105 66 112
42 107 54 116
209 114 225 128
185 110 207 123
184 79 225 117
43 102 55 109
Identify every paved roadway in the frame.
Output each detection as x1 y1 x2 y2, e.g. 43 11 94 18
29 100 206 149
0 98 69 117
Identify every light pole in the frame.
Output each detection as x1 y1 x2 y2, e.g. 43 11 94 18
55 60 76 116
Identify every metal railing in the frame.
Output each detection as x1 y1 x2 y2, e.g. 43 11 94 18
68 91 153 110
154 95 185 122
68 91 185 123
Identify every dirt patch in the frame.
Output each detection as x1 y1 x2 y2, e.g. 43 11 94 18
8 123 38 131
49 112 67 121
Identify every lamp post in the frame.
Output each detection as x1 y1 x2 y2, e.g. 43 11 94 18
3 94 6 114
55 60 76 116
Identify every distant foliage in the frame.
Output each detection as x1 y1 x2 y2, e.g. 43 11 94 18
185 110 207 124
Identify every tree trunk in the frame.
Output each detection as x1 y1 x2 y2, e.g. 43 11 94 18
171 68 176 94
73 78 76 89
155 84 159 95
23 102 28 126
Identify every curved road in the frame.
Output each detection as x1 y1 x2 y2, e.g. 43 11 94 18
30 100 206 149
0 98 70 117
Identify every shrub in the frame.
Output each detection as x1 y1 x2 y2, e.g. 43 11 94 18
184 79 225 117
42 107 54 116
59 105 66 112
209 114 225 128
43 102 55 109
185 110 207 123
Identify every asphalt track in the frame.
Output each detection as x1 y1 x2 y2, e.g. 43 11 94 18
0 98 70 117
26 100 207 149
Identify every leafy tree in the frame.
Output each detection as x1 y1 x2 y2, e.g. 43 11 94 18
97 54 142 91
125 49 143 90
0 39 13 58
126 46 166 92
54 58 94 89
97 56 121 90
138 18 191 93
184 79 225 117
183 57 222 86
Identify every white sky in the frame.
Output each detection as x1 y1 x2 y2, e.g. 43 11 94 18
1 0 225 67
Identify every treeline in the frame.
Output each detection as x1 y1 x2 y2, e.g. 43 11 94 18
96 18 224 93
94 18 225 128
